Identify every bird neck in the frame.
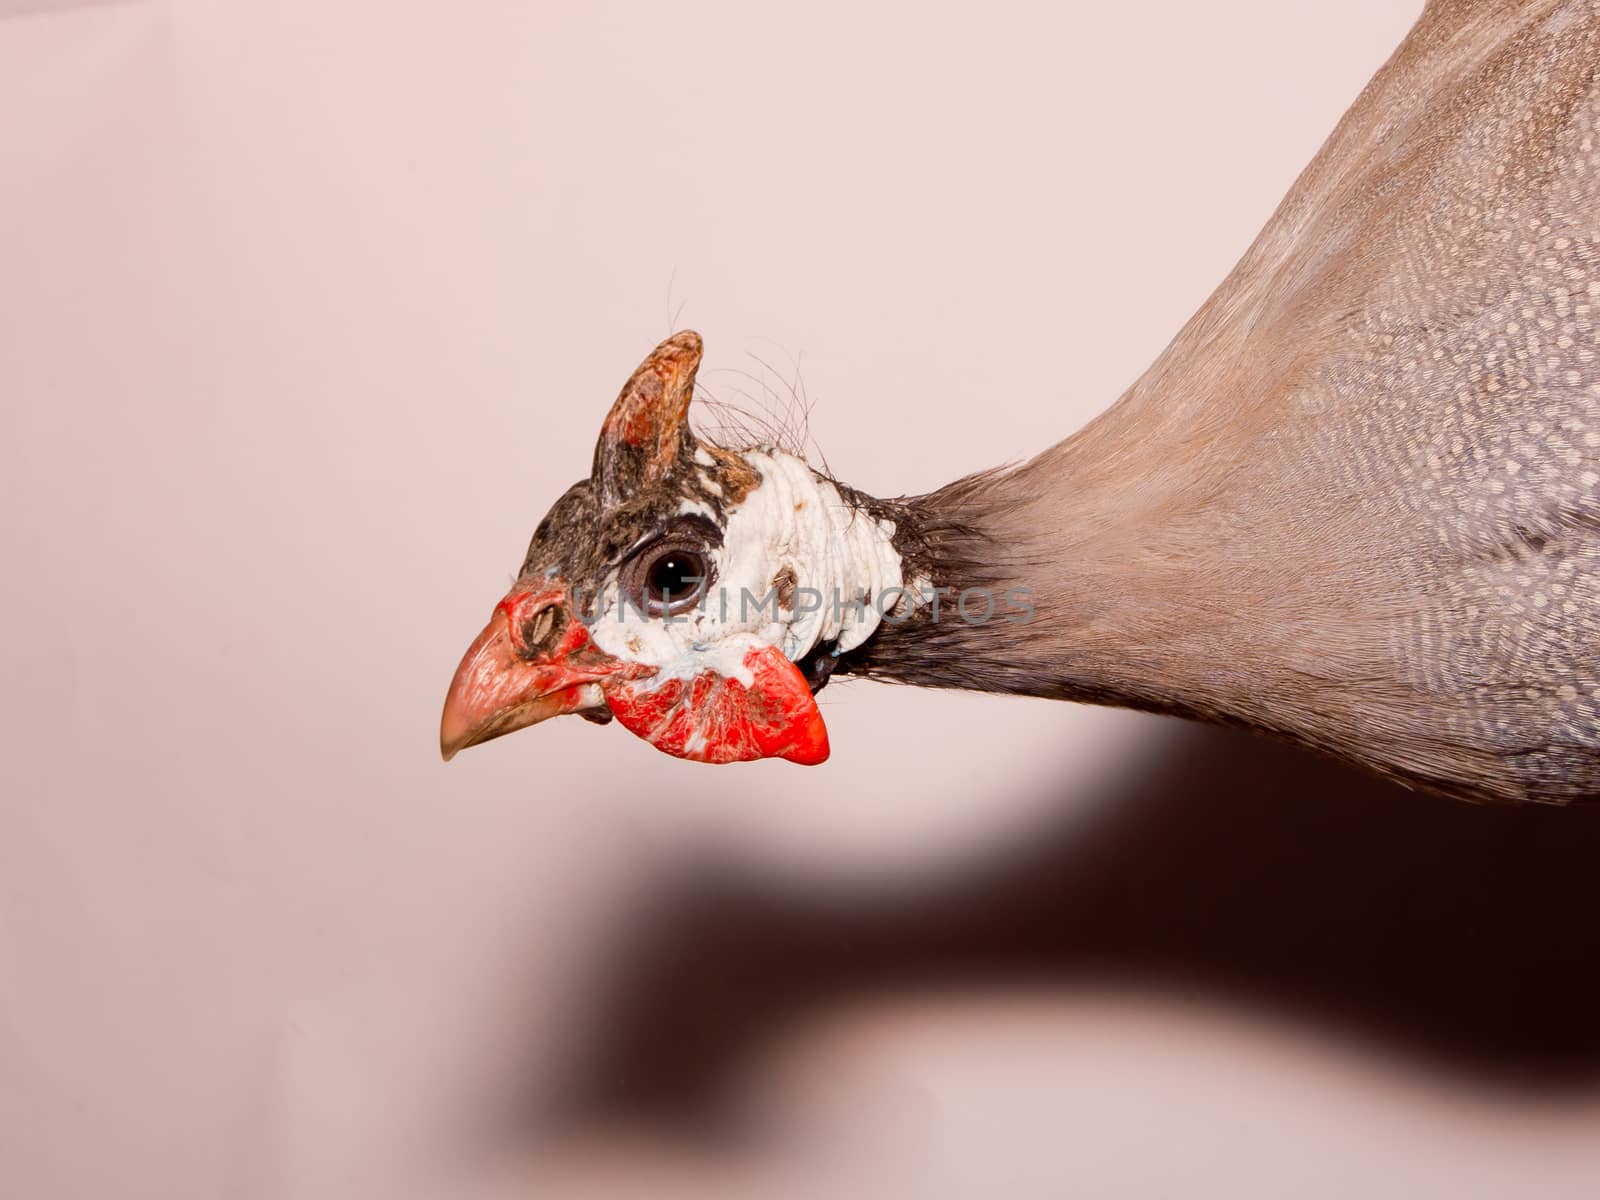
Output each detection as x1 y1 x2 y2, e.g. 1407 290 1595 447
836 437 1315 731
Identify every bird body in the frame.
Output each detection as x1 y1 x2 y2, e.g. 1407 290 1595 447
444 0 1600 804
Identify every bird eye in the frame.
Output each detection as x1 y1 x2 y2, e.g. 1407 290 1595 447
624 542 710 615
647 550 704 603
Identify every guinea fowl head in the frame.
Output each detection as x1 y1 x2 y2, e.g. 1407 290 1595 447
439 331 912 766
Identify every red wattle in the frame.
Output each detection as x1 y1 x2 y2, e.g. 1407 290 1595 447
605 644 830 765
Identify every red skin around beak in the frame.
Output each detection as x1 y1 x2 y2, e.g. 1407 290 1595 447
441 584 831 766
439 583 649 760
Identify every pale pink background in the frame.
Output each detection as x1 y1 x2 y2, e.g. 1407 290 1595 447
5 2 1600 1197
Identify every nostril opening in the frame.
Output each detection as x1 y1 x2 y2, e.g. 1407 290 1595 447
497 588 572 659
517 603 566 659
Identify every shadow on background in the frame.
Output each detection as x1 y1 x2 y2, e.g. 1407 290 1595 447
539 720 1600 1131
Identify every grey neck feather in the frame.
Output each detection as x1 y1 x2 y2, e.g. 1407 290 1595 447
835 446 1241 722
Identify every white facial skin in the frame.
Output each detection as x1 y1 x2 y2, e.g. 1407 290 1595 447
586 449 913 689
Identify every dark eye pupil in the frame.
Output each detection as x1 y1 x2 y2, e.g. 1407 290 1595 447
648 553 701 601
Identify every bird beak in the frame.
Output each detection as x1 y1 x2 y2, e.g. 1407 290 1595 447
439 583 648 761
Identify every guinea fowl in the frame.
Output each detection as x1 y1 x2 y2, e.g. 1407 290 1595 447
442 0 1600 805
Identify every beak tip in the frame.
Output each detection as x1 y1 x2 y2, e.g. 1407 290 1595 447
440 704 475 761
439 715 466 762
439 715 473 762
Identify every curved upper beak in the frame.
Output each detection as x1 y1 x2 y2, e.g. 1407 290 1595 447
439 584 637 761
